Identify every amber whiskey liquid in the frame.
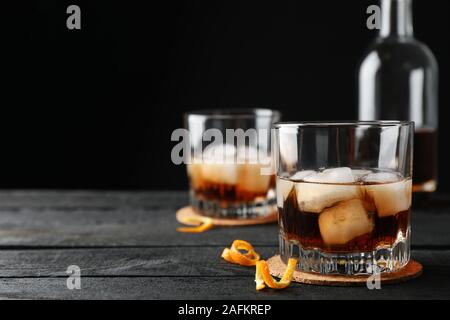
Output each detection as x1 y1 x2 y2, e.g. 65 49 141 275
277 168 411 274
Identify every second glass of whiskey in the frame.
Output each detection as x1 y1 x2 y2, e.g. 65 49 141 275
185 109 281 218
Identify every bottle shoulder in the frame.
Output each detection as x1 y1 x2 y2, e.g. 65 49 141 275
359 37 438 70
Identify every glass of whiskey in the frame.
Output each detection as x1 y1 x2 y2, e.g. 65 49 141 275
185 109 281 218
274 121 414 275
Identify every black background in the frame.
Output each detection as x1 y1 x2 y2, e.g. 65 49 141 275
4 0 449 191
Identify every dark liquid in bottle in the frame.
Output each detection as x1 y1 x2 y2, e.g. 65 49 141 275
413 128 437 192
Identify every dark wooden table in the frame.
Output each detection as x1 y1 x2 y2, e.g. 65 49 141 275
0 191 449 299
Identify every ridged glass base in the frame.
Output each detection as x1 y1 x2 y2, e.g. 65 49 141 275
279 230 410 275
190 190 276 218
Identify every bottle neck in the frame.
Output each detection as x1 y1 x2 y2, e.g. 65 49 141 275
380 0 414 38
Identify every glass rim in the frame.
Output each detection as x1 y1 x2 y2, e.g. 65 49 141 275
185 108 281 120
274 120 414 129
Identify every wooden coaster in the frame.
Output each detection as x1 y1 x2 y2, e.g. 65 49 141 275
176 206 278 226
267 255 423 286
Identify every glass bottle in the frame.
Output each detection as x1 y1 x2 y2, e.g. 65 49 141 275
358 0 438 192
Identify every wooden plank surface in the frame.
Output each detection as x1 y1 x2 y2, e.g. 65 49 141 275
0 248 448 278
1 271 449 300
0 191 449 300
0 191 449 247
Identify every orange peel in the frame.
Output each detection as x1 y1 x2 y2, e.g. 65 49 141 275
255 258 298 290
229 240 261 266
176 215 214 233
221 240 261 266
221 248 235 264
255 261 266 290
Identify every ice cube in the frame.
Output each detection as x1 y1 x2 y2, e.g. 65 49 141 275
318 199 374 246
297 168 361 214
201 163 238 185
237 164 272 193
290 170 316 181
363 172 401 183
352 169 373 181
202 144 236 164
365 180 412 217
276 177 295 208
296 182 362 213
304 167 355 184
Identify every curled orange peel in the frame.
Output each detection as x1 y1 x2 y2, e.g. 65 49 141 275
229 240 260 266
221 248 235 264
221 240 261 267
176 215 214 233
255 258 298 291
255 262 266 291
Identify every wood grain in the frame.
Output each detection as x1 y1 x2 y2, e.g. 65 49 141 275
0 248 447 278
0 272 449 300
0 191 449 299
0 191 448 247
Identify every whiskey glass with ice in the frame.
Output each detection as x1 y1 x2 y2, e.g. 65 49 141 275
274 121 414 275
185 109 281 218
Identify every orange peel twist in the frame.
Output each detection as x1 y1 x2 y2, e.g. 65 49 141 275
255 258 298 291
176 215 214 233
221 240 261 267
